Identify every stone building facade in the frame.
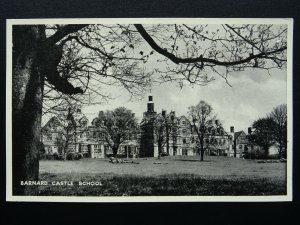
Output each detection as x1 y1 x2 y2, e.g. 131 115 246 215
139 96 230 157
41 109 139 159
44 96 269 159
139 95 194 157
228 127 248 158
41 117 64 154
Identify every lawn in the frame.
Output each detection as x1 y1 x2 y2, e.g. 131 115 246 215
38 156 287 196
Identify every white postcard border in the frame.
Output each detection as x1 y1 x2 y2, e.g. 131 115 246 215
6 18 294 202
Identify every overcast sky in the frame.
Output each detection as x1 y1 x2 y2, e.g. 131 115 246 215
82 67 287 133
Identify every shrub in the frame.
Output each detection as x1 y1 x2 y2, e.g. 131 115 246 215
117 153 126 158
76 153 83 160
53 152 59 160
82 152 89 158
45 154 54 160
66 152 83 160
40 153 61 160
161 152 169 157
66 152 76 160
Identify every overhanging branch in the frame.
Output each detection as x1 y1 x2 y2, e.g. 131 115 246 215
134 24 287 66
46 25 88 46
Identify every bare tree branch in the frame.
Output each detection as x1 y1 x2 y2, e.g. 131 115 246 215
46 24 88 46
134 24 287 66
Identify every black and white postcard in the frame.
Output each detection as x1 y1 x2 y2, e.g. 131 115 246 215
6 18 293 202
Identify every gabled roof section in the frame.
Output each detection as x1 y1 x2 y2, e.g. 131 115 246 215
178 115 190 125
234 130 246 139
79 115 88 122
42 116 63 129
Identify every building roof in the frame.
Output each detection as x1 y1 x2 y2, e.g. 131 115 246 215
42 116 63 130
234 131 246 140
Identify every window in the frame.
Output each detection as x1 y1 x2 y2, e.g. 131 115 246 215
182 120 186 125
94 145 101 153
183 138 187 144
81 145 88 153
173 147 177 156
81 120 87 127
239 145 243 149
191 137 194 143
182 129 187 134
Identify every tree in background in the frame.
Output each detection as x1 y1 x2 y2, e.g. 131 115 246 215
187 100 223 161
43 97 82 159
96 107 138 158
12 23 287 195
270 104 287 158
153 114 167 158
252 117 277 158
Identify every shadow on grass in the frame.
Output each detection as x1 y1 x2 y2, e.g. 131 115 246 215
37 173 286 197
172 159 212 162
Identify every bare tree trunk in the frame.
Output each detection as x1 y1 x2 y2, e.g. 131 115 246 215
200 149 204 161
200 136 204 161
264 146 269 159
157 140 162 159
233 140 237 158
63 141 69 160
278 129 283 159
112 145 119 158
12 26 46 195
166 126 169 155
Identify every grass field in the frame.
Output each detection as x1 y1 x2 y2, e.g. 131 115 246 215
38 156 287 196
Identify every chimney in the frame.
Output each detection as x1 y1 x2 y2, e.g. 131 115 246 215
132 113 135 117
98 110 104 118
170 111 175 121
215 120 219 126
162 109 166 117
248 127 252 134
230 126 234 133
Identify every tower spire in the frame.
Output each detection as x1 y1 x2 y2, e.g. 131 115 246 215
147 94 154 112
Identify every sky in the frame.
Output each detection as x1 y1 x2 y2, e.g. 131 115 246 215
82 67 287 133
